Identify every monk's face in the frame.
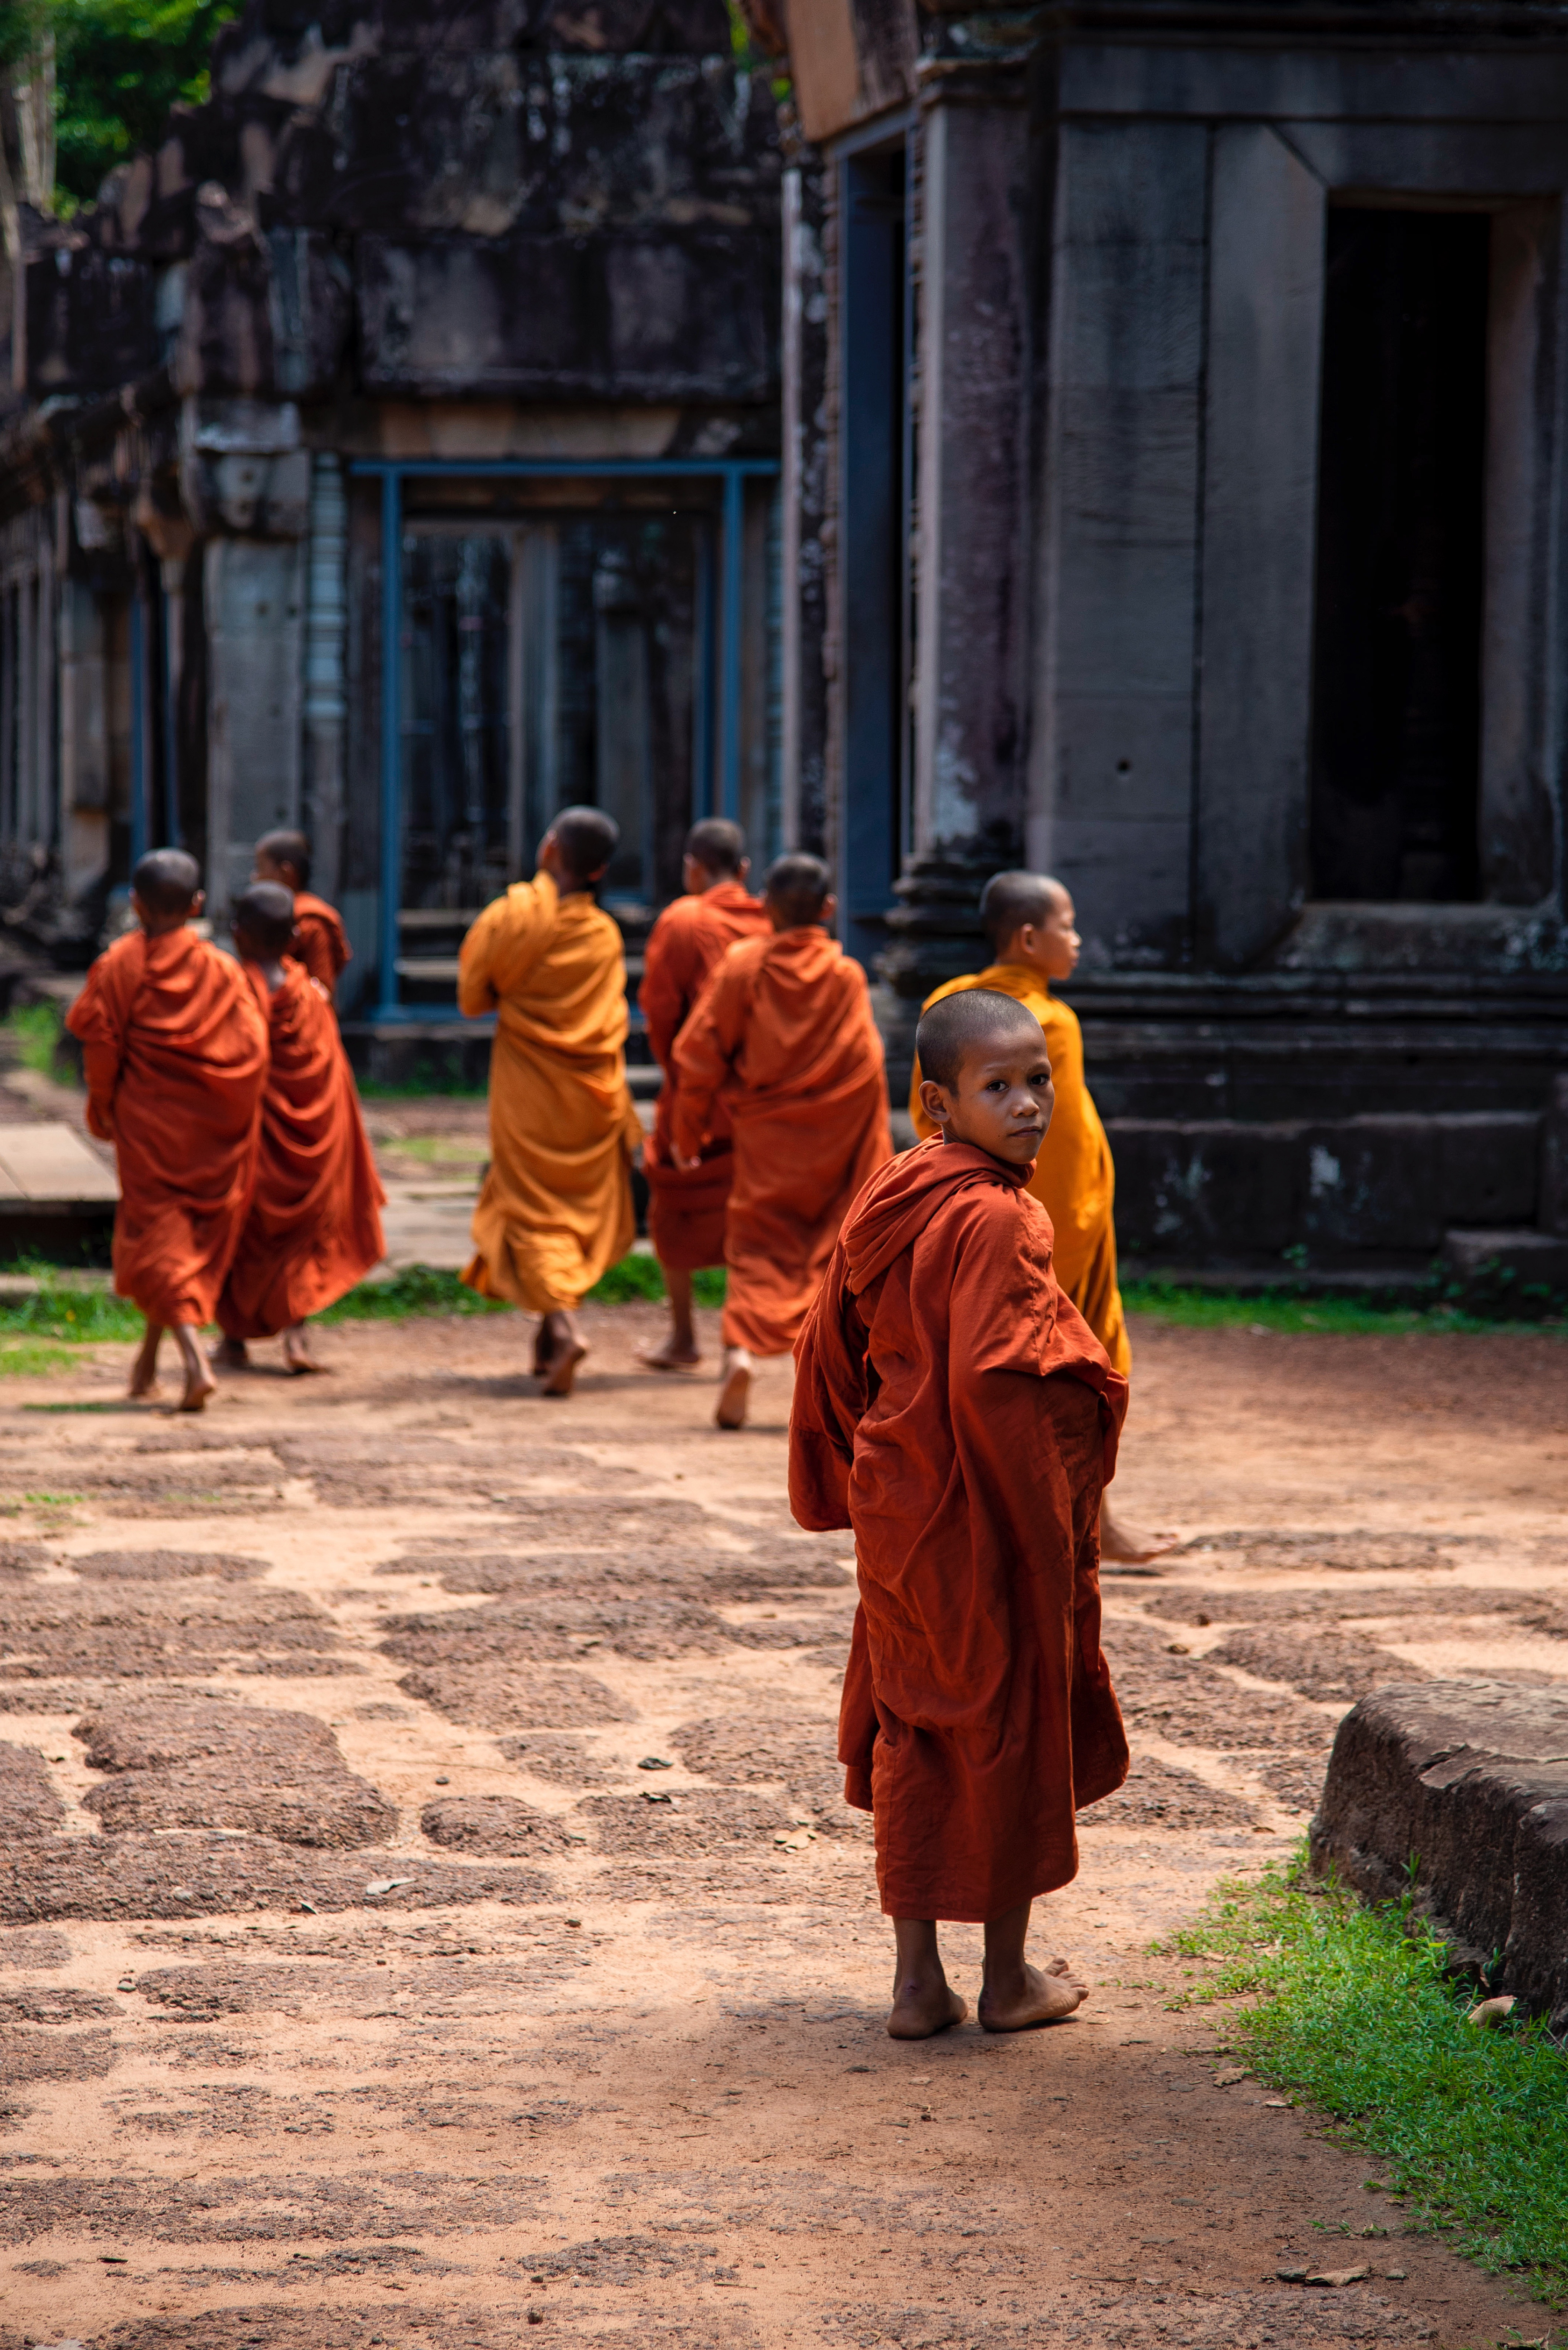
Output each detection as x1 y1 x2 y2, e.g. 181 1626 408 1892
920 1033 1054 1166
1002 889 1080 983
253 849 300 892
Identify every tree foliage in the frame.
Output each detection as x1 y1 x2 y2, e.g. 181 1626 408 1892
40 0 239 210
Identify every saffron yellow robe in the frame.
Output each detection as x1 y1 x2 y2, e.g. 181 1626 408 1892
908 962 1130 1377
459 872 641 1314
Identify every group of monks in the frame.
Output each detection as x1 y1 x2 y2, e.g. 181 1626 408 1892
66 833 384 1411
68 806 1149 2031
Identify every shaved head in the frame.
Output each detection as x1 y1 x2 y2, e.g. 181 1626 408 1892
980 869 1069 957
686 818 746 877
552 805 619 884
256 829 311 887
764 852 831 929
132 849 201 918
916 988 1046 1091
233 880 296 958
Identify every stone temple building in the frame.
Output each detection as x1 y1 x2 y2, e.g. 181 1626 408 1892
4 0 1568 1284
0 0 783 1070
768 0 1568 1289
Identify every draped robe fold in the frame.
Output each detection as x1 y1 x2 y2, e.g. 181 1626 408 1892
286 891 352 1004
459 872 641 1314
909 964 1130 1376
672 927 892 1356
639 880 771 1273
790 1137 1129 1922
66 927 270 1326
217 964 386 1338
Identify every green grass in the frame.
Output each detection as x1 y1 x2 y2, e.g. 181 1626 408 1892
0 1283 140 1343
0 1341 77 1376
1123 1278 1567 1338
1163 1856 1568 2309
0 1000 74 1086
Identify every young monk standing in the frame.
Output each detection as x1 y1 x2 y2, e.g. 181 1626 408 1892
672 852 891 1430
637 817 770 1371
460 807 641 1397
214 883 386 1374
253 829 352 1007
65 849 269 1411
908 870 1171 1563
793 987 1129 2036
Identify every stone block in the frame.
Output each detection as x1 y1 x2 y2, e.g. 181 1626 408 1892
1442 1227 1568 1308
1541 1075 1568 1236
1310 1681 1568 2026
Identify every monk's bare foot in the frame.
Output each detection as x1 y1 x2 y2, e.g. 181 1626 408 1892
210 1337 249 1370
888 1976 969 2040
637 1330 702 1372
129 1323 164 1399
540 1336 588 1397
171 1323 217 1414
978 1955 1088 2032
715 1346 752 1430
282 1324 324 1376
1099 1496 1180 1565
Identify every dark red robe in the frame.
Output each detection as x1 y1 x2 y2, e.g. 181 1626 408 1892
790 1136 1129 1922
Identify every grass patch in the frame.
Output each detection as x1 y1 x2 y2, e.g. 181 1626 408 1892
0 1281 140 1344
0 1341 77 1376
585 1257 726 1307
0 1000 74 1086
316 1267 509 1323
1123 1279 1567 1338
375 1135 487 1165
1164 1854 1568 2306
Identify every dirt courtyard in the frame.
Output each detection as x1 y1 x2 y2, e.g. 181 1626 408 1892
0 1308 1565 2350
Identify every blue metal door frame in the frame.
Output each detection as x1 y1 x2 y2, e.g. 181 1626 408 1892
350 456 777 1022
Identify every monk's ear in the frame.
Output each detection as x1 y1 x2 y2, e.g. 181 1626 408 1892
917 1078 952 1128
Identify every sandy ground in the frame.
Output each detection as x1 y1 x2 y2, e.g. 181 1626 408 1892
0 1309 1563 2350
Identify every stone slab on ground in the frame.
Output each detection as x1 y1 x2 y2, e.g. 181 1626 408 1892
1311 1680 1568 2024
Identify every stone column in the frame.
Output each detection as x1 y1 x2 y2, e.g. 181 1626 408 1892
781 154 831 857
302 450 348 896
878 58 1033 1092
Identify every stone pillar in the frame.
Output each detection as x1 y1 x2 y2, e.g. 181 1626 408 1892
302 450 348 897
781 155 830 857
878 62 1033 1093
205 537 306 921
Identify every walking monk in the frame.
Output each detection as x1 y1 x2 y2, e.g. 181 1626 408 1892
459 807 641 1397
214 883 385 1374
672 853 891 1431
254 830 352 1007
908 870 1171 1563
65 849 269 1411
793 987 1129 2037
637 817 770 1371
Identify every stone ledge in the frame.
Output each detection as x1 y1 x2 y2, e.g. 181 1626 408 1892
1310 1681 1568 2029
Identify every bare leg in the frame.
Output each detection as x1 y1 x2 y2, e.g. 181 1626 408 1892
282 1323 324 1375
171 1321 218 1414
210 1336 250 1370
637 1267 701 1370
1099 1489 1180 1566
539 1307 588 1397
977 1899 1089 2031
887 1919 968 2039
129 1320 165 1398
715 1344 752 1430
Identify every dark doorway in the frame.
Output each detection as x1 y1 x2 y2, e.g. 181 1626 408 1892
838 139 909 969
1310 207 1489 903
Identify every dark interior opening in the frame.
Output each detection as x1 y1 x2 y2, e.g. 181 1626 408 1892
1310 207 1489 903
838 140 908 969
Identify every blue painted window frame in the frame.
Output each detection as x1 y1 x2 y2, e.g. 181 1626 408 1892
350 456 778 1022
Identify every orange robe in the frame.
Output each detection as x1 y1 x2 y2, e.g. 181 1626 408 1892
286 891 352 1004
910 963 1130 1376
216 965 387 1339
790 1136 1129 1922
65 927 269 1326
459 871 642 1314
639 880 771 1272
672 926 892 1357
